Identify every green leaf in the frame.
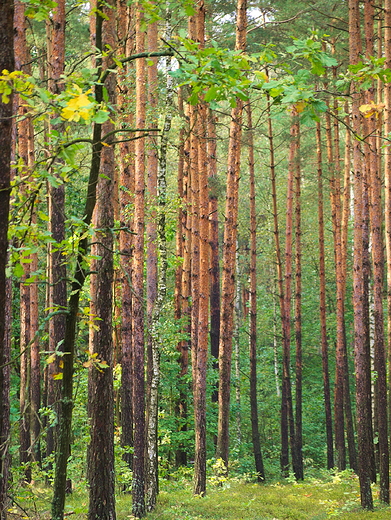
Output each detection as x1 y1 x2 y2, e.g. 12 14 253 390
14 263 24 278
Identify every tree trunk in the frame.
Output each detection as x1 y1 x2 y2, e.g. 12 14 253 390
349 0 373 508
117 0 134 475
315 121 334 470
145 11 159 512
364 0 389 502
0 0 13 515
280 113 298 477
46 0 67 463
131 5 146 516
175 88 189 468
246 103 265 481
294 120 303 481
217 0 247 470
51 7 105 519
208 110 220 404
87 2 116 519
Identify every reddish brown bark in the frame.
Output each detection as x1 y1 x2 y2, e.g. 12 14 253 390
217 0 247 469
132 6 146 516
364 0 389 502
117 0 134 472
350 0 373 508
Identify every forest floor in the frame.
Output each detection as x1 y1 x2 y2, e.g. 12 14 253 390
10 469 391 520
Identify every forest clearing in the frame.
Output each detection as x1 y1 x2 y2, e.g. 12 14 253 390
3 0 391 519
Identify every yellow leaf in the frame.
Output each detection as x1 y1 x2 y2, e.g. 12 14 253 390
46 353 56 364
295 101 307 113
53 373 63 380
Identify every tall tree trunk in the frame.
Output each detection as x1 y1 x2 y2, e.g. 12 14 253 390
234 253 242 447
30 247 40 464
217 0 247 470
15 0 32 482
208 110 220 403
364 0 389 502
117 0 134 474
52 7 105 519
132 5 146 516
315 121 334 470
280 113 298 477
246 103 265 481
145 11 159 511
325 102 346 471
87 2 116 519
294 120 303 480
46 0 67 463
349 0 373 508
0 0 14 515
174 88 189 467
384 0 391 450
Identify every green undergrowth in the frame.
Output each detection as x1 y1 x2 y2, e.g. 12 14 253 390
10 469 391 520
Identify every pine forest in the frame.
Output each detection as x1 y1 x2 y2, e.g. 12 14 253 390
3 0 391 519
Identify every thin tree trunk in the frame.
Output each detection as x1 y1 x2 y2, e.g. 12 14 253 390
208 109 220 403
315 121 334 470
294 121 303 480
280 113 298 478
325 101 346 471
175 88 189 467
246 103 265 481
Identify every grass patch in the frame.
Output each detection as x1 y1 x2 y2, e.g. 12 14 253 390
10 470 391 520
